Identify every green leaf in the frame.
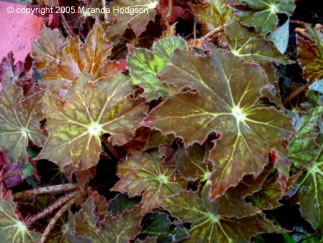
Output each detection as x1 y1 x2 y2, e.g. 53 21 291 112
146 49 292 200
111 151 186 214
164 191 275 243
0 78 46 161
39 73 148 170
128 37 187 100
109 194 141 216
268 18 290 54
0 193 40 242
225 22 292 64
231 0 295 34
141 212 188 243
289 107 323 230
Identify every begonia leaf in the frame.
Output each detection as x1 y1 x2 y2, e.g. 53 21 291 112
190 0 235 33
268 18 290 54
31 27 65 71
106 0 158 39
0 78 46 161
144 130 175 150
128 37 187 100
39 73 148 170
297 26 323 82
39 23 123 97
0 193 40 242
111 151 186 215
141 212 189 243
230 0 295 34
71 196 142 242
175 142 212 181
109 193 141 216
289 107 323 230
146 49 292 200
225 22 292 64
248 172 300 210
164 191 277 243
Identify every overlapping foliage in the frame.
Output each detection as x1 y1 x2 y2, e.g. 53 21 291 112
0 0 322 242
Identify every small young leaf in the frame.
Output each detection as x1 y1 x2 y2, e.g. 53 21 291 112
112 151 186 215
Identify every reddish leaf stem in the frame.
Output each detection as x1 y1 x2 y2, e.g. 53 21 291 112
200 24 226 41
14 183 78 200
167 0 173 19
283 82 312 105
39 195 80 243
26 190 80 225
101 136 120 159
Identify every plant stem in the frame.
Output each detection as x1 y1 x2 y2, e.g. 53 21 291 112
101 136 119 159
167 0 172 19
39 196 80 243
283 81 312 105
14 183 78 200
26 190 80 225
200 24 226 41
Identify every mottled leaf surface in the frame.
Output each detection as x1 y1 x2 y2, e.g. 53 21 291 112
297 26 323 82
190 0 234 33
32 27 65 71
72 197 142 242
112 151 186 214
165 191 271 243
147 49 292 200
0 193 40 243
38 23 122 97
289 107 323 230
0 78 45 161
39 74 148 170
128 37 187 100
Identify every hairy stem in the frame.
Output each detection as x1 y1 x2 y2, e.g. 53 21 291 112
39 196 80 243
283 81 312 105
14 184 78 200
200 24 226 41
167 0 173 19
26 190 80 225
